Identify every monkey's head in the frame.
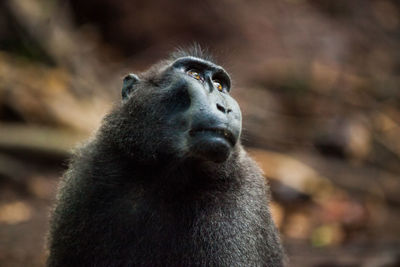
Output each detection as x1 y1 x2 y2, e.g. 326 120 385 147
100 49 242 165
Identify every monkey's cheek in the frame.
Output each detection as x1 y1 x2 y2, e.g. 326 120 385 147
190 136 232 163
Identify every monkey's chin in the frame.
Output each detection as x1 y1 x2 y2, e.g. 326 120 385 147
189 135 233 163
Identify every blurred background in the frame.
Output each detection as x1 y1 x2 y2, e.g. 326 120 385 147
0 0 400 266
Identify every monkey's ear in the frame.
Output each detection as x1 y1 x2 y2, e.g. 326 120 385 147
122 73 140 100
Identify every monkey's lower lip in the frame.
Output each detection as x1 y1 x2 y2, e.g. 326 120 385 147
189 128 236 146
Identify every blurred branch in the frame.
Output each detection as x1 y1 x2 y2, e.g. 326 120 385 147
373 111 400 163
248 148 335 201
3 0 119 97
298 151 400 206
0 123 86 155
0 51 111 132
249 148 400 206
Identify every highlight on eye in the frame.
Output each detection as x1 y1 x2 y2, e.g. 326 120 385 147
213 80 223 91
187 69 202 81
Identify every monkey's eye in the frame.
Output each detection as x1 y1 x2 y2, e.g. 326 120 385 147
187 70 203 81
213 80 223 92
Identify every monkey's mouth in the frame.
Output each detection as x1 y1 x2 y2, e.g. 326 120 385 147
189 127 236 146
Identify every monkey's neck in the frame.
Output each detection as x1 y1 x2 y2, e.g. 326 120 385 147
90 141 243 197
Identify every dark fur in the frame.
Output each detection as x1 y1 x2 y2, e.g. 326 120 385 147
47 49 284 267
170 44 215 62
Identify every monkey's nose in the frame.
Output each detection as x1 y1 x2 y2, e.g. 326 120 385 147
216 103 232 114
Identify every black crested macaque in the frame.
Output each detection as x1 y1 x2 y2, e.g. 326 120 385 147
47 47 284 267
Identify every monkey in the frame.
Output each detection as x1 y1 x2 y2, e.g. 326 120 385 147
47 46 284 267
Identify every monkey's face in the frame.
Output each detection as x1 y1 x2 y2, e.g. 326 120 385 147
115 56 242 164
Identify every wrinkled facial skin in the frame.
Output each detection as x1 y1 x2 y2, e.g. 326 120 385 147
109 56 242 164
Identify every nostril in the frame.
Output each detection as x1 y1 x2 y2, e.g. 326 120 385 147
227 108 232 113
216 103 226 113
